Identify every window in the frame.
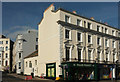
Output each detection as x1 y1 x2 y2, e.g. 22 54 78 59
19 53 21 59
0 61 1 65
6 53 8 58
5 60 8 66
97 25 100 32
88 35 91 43
0 53 1 57
106 52 108 61
66 47 70 61
65 29 70 39
77 32 81 42
84 21 86 28
105 28 108 34
26 62 27 67
36 45 38 50
29 61 32 68
112 40 115 48
118 32 120 37
97 51 100 62
77 19 82 26
19 43 21 48
112 30 115 36
36 38 38 42
88 50 91 62
88 22 92 29
105 39 108 47
78 49 81 61
113 53 115 63
119 41 120 49
6 46 8 51
97 37 101 45
35 60 37 65
6 41 8 44
0 41 3 44
19 62 21 69
65 15 70 23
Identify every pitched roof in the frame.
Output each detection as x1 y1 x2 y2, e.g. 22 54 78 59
24 50 38 59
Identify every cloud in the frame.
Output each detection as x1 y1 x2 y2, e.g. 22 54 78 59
3 26 37 41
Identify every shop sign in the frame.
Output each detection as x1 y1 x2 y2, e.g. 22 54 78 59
73 63 94 67
47 64 55 68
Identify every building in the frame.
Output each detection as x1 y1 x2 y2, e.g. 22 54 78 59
24 50 38 76
14 30 38 74
37 4 120 80
0 35 14 72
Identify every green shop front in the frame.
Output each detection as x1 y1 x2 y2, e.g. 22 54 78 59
46 63 56 80
60 62 116 81
61 62 96 80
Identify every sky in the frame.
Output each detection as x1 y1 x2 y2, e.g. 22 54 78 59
2 2 118 41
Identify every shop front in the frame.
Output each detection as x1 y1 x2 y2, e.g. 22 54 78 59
116 64 120 80
46 63 56 80
61 62 96 80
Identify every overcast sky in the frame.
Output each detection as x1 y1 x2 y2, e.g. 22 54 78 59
2 2 118 41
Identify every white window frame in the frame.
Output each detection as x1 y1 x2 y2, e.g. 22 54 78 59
88 34 92 44
65 28 71 40
88 22 92 29
65 15 71 23
97 37 101 46
77 19 82 27
77 31 82 42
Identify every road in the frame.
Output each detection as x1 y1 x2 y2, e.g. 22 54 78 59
1 72 120 82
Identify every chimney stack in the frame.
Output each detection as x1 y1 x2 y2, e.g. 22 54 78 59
72 11 77 14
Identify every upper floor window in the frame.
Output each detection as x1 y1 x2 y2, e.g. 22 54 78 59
118 32 120 37
29 61 32 68
19 62 21 69
112 40 115 48
6 53 8 58
0 53 1 57
105 28 108 34
84 21 86 28
26 62 27 67
97 25 100 32
6 41 8 44
88 22 92 29
97 37 101 45
105 39 109 47
19 53 21 59
5 60 8 66
112 30 115 36
88 50 91 62
97 50 100 61
36 38 38 42
6 46 8 51
77 19 82 27
77 32 82 42
35 60 37 65
0 41 3 44
65 15 70 23
119 41 120 49
88 35 92 43
36 45 38 50
65 29 70 39
66 47 70 61
78 49 81 61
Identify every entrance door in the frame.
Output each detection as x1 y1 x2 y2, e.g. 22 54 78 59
46 63 56 79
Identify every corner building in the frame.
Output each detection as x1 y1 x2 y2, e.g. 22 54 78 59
38 4 120 80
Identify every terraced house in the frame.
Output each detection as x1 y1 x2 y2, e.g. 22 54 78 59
0 35 14 72
38 4 120 80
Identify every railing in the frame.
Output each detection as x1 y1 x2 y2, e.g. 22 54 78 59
62 58 118 64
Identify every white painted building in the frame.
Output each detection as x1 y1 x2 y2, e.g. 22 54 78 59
14 30 38 74
0 35 14 72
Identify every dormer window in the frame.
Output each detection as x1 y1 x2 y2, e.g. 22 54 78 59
65 15 70 23
88 22 92 29
77 19 82 27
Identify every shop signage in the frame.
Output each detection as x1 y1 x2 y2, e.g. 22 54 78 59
73 63 94 67
47 64 55 67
